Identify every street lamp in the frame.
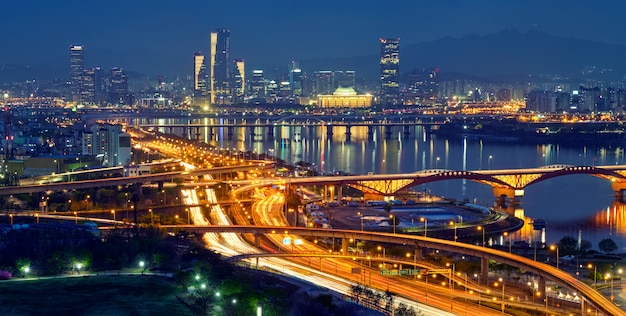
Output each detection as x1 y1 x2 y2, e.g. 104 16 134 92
503 232 511 253
495 277 505 314
357 211 364 231
436 157 440 169
477 226 485 246
73 211 78 224
9 214 13 225
446 263 456 290
550 244 559 269
389 214 396 234
588 264 597 288
377 246 386 258
75 262 83 275
111 210 116 228
606 273 614 301
488 155 493 170
449 221 457 242
148 209 153 225
420 217 427 237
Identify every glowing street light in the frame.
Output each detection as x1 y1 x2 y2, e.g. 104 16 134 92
389 214 396 234
588 264 597 288
477 226 486 246
449 221 457 242
550 244 559 269
420 217 428 237
111 210 116 228
357 211 364 231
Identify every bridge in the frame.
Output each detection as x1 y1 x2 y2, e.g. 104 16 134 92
162 224 623 316
228 164 626 205
0 162 273 196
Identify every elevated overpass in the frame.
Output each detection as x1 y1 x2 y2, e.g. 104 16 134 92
0 162 273 196
163 225 624 316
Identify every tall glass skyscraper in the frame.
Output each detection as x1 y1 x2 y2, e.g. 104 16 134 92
193 51 208 96
379 38 400 104
70 45 84 103
232 59 245 104
210 28 231 104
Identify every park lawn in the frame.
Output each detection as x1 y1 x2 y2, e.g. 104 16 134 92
0 275 192 316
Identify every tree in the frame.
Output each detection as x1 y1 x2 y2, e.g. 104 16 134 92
557 236 577 254
599 238 618 254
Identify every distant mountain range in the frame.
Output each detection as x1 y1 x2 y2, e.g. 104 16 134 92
1 29 625 83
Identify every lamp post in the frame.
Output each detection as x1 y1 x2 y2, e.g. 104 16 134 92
606 273 614 301
496 277 505 314
436 157 440 169
503 232 511 253
74 211 78 224
148 208 153 225
420 217 428 237
377 246 386 258
111 210 116 228
449 221 457 242
357 211 364 231
389 214 396 234
446 263 456 290
9 214 13 225
477 226 485 246
588 264 597 288
488 155 493 170
550 244 559 269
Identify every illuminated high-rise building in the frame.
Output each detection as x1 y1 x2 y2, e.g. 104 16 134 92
210 28 231 104
313 71 334 96
80 68 96 104
109 67 131 105
380 38 400 104
232 59 245 104
250 70 265 101
289 62 303 97
70 45 85 103
193 51 208 96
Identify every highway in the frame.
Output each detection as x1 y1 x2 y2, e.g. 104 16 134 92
162 224 624 316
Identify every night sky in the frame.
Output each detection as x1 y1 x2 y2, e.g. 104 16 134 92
1 0 625 69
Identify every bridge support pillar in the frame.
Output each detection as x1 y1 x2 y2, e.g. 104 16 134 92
538 276 546 305
480 256 488 285
336 185 342 203
367 126 375 139
492 187 522 208
341 238 349 255
611 181 626 202
266 125 274 139
326 125 333 137
254 233 261 248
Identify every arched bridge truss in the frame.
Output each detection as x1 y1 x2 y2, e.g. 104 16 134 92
342 165 626 198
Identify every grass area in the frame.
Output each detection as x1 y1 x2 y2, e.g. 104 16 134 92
0 275 192 316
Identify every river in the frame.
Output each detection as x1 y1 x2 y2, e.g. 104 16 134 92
148 119 626 252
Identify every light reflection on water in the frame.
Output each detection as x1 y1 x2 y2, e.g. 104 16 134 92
148 118 626 249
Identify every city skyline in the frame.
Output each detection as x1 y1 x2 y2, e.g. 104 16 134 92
2 0 626 72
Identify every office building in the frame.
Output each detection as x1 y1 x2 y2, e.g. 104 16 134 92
290 64 303 97
250 70 265 100
210 28 231 104
109 67 131 105
80 68 96 104
70 45 84 103
193 51 208 96
232 59 245 104
380 38 400 104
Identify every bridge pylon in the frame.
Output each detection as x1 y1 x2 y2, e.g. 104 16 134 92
492 187 523 208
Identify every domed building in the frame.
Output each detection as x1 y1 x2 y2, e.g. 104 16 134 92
317 86 372 108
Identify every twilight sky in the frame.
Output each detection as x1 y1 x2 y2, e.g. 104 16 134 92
1 0 625 69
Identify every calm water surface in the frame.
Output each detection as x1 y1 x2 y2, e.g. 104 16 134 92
150 118 626 250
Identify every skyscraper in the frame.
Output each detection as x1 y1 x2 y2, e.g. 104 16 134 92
290 64 303 97
80 68 96 104
210 28 231 104
250 70 265 101
380 38 400 104
109 67 131 105
193 51 208 96
232 59 245 104
70 45 84 103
